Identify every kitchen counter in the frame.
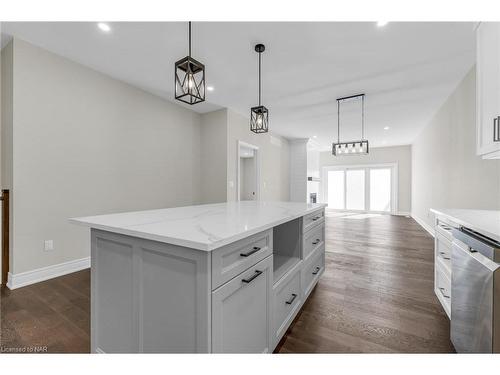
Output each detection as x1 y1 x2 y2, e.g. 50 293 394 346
70 201 327 353
71 201 326 251
430 208 500 243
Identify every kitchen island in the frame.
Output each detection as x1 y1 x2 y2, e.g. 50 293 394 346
71 201 327 353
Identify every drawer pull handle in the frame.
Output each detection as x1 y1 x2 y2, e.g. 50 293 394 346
312 266 321 275
439 287 450 299
311 216 321 221
285 293 298 305
240 246 261 257
312 239 321 245
439 251 451 260
242 270 263 284
494 116 500 142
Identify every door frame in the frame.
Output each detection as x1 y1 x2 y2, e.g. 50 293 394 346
320 163 398 215
236 140 260 201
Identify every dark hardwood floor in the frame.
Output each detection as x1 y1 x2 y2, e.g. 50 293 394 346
1 269 90 353
276 212 454 353
1 212 453 353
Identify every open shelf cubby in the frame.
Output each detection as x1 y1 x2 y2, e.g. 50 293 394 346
273 218 301 284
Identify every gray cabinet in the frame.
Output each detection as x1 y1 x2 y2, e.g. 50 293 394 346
211 255 273 353
91 229 211 353
89 208 326 353
302 245 325 299
272 262 302 347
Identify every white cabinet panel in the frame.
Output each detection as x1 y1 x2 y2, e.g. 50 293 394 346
91 229 211 353
93 236 135 353
303 209 325 233
211 255 272 353
272 263 302 346
477 22 500 157
303 223 325 261
302 246 325 299
211 229 272 290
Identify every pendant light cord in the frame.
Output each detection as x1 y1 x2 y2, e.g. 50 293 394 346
337 100 340 143
188 21 191 57
361 94 365 140
258 51 262 106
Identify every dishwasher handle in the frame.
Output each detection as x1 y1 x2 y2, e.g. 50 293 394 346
452 227 500 262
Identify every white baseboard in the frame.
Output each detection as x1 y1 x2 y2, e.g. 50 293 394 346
411 214 435 237
395 211 411 217
7 257 90 290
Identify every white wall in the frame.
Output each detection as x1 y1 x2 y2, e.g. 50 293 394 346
412 68 500 229
289 139 308 202
200 109 227 203
319 145 412 214
1 41 14 275
1 39 292 281
7 38 203 275
226 109 290 202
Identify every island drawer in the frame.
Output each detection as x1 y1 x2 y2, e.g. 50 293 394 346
212 255 272 353
303 209 325 233
302 247 325 298
303 223 325 261
436 232 452 273
212 229 273 290
272 263 302 345
435 218 456 242
435 261 451 317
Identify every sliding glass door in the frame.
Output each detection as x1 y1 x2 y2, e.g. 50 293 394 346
327 170 344 209
369 168 392 212
323 165 395 214
345 169 365 210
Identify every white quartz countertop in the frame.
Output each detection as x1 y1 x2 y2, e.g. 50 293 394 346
430 208 500 243
70 201 327 251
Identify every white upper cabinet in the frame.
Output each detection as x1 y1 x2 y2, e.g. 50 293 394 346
476 22 500 159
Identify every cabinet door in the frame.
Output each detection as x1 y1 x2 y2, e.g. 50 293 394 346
211 255 272 353
477 22 500 156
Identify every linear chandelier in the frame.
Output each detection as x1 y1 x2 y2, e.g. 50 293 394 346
332 93 369 156
250 44 269 134
175 22 206 105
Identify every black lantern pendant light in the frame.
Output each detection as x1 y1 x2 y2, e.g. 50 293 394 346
332 93 369 156
175 22 205 105
250 44 269 134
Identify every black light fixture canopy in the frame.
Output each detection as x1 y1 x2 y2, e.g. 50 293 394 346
250 44 269 134
175 22 205 105
332 93 369 156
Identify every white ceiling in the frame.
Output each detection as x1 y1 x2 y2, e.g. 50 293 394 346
1 22 475 150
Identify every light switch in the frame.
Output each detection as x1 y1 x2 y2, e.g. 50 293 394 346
44 240 54 251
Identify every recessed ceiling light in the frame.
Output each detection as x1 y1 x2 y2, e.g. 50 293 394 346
377 21 389 27
383 126 390 130
207 86 214 92
97 23 111 33
313 135 317 138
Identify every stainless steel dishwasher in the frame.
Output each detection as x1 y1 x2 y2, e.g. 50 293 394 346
451 227 500 353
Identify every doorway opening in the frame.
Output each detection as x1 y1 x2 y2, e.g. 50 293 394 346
321 163 398 215
237 141 260 201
